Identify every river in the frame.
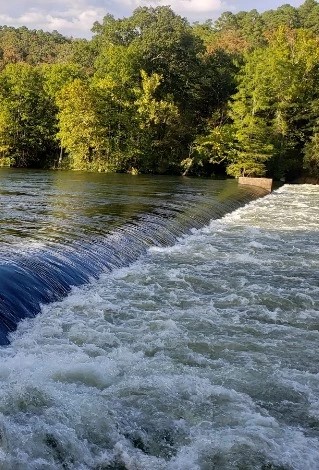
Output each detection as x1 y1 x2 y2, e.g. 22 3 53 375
0 170 318 469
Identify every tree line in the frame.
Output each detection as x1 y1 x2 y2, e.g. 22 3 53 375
0 0 318 179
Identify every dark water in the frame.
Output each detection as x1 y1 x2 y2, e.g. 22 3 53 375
0 169 266 344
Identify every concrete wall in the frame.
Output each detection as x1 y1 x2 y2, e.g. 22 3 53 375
238 177 273 192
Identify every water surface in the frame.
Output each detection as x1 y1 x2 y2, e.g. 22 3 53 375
0 170 265 343
0 172 318 469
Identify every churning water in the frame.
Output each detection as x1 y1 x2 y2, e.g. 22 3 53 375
0 172 318 469
0 170 265 344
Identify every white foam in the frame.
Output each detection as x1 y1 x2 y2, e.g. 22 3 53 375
0 184 318 468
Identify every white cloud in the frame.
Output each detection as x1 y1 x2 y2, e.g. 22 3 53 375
0 0 229 37
141 0 223 14
0 0 306 36
0 3 106 36
45 9 105 34
115 0 225 19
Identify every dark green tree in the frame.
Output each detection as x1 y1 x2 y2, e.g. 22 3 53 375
200 26 319 179
0 63 57 167
262 5 300 30
298 0 319 33
304 133 319 176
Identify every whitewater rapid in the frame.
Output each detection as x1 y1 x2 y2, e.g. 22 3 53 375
0 184 318 469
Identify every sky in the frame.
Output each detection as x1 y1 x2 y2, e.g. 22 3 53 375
0 0 306 38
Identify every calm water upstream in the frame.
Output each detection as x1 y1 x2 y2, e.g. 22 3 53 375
0 170 317 469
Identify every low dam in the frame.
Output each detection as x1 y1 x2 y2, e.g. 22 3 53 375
0 170 317 469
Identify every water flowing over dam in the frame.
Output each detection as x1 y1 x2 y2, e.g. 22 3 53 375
0 170 318 469
0 170 266 344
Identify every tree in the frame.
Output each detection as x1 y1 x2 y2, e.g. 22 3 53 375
133 70 180 173
0 63 57 167
92 6 221 172
56 79 106 170
236 10 266 48
66 39 97 74
304 133 319 176
0 26 71 68
223 27 319 179
41 63 83 99
181 122 236 176
93 7 205 113
93 75 139 172
94 43 140 86
214 12 239 32
262 5 300 31
192 20 215 46
298 0 319 34
206 29 249 55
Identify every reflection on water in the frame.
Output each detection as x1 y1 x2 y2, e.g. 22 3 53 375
0 170 168 243
0 169 267 245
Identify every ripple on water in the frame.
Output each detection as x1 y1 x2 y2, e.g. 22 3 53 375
0 184 317 468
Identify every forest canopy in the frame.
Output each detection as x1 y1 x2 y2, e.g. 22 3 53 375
0 0 318 180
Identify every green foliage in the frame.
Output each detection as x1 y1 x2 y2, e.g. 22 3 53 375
304 133 319 176
41 63 84 98
192 20 215 46
94 43 140 86
0 63 57 167
56 79 108 171
92 75 140 172
129 7 204 105
133 70 181 173
204 24 319 179
93 7 206 117
262 5 300 30
182 123 236 176
0 26 70 68
90 6 230 173
65 39 97 73
226 137 273 178
0 3 317 178
299 0 319 34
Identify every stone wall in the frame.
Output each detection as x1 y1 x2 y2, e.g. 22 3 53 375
238 177 273 192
